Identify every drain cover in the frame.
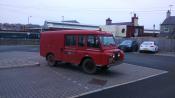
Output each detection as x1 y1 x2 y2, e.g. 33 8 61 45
88 78 107 86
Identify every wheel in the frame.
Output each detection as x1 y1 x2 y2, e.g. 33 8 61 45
121 48 126 52
82 59 97 74
132 46 138 52
46 54 56 67
131 47 135 52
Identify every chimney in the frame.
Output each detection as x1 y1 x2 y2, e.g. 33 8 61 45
166 10 171 18
106 18 112 25
132 13 138 26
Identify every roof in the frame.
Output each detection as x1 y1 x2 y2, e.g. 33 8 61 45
144 29 160 34
42 30 112 35
44 21 99 28
144 29 160 32
61 20 79 23
162 16 175 25
110 22 132 26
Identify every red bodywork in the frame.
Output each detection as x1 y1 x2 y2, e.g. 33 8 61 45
40 30 124 67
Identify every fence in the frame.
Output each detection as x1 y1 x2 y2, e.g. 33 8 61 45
115 37 175 52
0 37 175 52
0 39 39 45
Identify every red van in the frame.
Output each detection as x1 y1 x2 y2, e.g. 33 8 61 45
40 30 124 74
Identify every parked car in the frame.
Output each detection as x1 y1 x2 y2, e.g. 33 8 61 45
139 41 158 53
40 30 124 74
118 40 139 52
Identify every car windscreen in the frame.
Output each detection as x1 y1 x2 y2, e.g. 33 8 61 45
99 36 116 46
142 42 153 45
120 40 132 46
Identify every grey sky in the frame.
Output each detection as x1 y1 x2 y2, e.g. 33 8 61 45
0 0 175 29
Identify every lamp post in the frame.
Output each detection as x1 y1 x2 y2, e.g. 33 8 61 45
28 16 32 25
153 24 155 37
27 32 30 39
169 5 173 12
27 16 32 39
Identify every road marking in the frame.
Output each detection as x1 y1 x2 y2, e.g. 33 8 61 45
78 83 82 86
67 78 71 81
73 81 77 83
69 70 168 98
84 87 89 90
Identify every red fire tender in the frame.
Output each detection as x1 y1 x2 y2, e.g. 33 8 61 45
40 30 124 74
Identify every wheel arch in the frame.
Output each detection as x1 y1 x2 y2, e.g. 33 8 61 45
79 56 94 66
46 52 54 60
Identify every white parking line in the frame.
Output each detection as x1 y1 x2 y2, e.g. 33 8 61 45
69 70 168 98
84 87 89 90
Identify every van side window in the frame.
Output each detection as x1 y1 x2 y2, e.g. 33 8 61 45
78 35 85 47
65 35 76 46
87 35 100 48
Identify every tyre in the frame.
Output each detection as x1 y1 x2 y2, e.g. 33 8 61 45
139 50 142 53
82 59 97 74
46 54 56 67
131 47 135 52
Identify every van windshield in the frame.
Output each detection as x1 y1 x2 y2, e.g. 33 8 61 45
100 36 116 47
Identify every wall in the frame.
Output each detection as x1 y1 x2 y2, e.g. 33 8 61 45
160 25 175 37
100 25 127 37
115 37 175 52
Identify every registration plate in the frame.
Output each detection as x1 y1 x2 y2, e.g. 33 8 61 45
144 48 148 50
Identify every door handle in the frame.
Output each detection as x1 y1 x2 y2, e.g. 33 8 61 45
60 48 63 52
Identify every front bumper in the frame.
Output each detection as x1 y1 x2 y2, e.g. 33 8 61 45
139 47 155 52
107 60 123 67
107 51 124 67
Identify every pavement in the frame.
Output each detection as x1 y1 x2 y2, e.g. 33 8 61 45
0 45 175 98
0 50 168 98
132 51 175 57
155 51 175 57
0 51 41 69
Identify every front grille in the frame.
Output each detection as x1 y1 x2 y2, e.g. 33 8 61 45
114 52 119 61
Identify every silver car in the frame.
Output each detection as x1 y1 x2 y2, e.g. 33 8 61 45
139 41 158 53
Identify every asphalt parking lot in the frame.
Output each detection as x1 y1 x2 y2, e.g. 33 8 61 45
0 45 174 98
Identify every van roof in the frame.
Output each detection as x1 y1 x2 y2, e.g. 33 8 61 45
42 30 112 35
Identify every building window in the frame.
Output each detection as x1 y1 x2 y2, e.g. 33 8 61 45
65 35 76 46
121 28 125 33
164 27 169 32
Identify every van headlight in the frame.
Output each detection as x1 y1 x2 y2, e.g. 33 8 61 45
118 53 120 57
112 54 115 58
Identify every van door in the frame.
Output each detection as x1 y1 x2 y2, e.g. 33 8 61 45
63 35 77 63
76 35 87 62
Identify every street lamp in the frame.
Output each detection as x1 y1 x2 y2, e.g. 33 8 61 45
169 5 173 12
27 32 30 39
153 24 155 37
27 16 32 39
28 16 32 25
